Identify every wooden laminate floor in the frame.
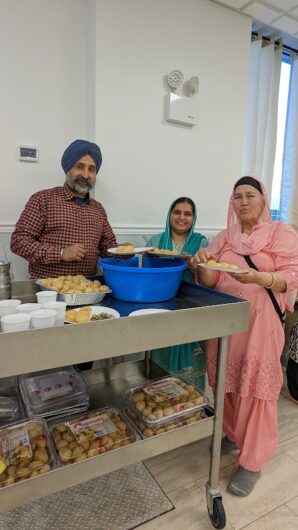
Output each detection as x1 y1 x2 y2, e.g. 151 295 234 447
140 391 298 530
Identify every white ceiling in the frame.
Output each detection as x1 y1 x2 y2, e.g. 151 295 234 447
211 0 298 49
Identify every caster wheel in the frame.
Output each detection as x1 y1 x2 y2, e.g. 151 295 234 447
209 496 226 529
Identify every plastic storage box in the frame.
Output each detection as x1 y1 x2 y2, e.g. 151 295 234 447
0 383 25 426
19 366 89 419
0 418 55 487
99 256 187 302
126 407 209 438
125 376 207 427
49 407 139 466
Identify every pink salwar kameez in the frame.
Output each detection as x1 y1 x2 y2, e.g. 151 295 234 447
207 180 298 472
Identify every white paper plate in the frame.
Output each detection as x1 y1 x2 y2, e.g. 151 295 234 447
198 263 249 273
146 250 190 259
128 309 171 317
108 247 152 256
65 306 120 323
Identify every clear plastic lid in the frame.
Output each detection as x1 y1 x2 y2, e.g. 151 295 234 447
0 418 55 488
19 366 89 416
49 407 139 466
0 397 18 420
126 406 208 438
125 376 207 426
0 384 25 426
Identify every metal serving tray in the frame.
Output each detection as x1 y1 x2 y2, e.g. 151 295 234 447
35 278 111 306
125 376 208 427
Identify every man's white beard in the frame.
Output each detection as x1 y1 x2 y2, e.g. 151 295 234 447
66 174 95 194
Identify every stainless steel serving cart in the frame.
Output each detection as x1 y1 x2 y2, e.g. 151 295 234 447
0 280 249 529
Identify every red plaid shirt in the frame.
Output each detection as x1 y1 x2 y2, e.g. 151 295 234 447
11 183 117 278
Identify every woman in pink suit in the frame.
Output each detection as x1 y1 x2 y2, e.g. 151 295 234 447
191 176 298 497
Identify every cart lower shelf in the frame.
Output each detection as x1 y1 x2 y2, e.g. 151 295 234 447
0 414 214 513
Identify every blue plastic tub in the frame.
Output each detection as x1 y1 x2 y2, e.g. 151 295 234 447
99 257 187 302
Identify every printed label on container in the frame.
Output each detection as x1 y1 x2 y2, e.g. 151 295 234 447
143 381 188 402
0 426 32 466
37 373 74 401
68 414 117 441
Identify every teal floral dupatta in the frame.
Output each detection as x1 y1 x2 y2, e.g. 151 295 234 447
146 201 208 389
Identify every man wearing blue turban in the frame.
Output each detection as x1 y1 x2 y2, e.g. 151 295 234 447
11 139 117 279
61 139 102 176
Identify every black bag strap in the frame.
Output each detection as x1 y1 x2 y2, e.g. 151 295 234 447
243 255 286 326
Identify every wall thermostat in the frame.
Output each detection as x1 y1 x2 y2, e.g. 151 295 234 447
18 146 39 162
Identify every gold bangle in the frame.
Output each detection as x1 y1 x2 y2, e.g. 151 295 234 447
266 273 275 289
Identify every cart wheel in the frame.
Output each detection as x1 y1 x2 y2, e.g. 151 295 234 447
209 496 226 529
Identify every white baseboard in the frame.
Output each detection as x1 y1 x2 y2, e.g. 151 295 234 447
0 224 223 239
0 224 15 234
112 224 223 240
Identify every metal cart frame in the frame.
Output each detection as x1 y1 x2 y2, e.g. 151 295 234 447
0 280 249 528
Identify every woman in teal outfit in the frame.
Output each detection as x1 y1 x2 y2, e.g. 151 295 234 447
146 197 208 389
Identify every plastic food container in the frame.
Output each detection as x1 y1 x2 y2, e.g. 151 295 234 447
125 376 207 426
0 299 21 317
31 309 57 329
36 290 57 304
0 418 55 487
19 366 90 419
1 313 31 332
126 407 209 438
49 407 139 466
100 257 187 302
0 384 25 425
16 303 42 315
0 396 19 424
42 301 67 324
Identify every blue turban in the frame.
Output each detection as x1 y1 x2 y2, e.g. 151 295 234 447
61 139 102 174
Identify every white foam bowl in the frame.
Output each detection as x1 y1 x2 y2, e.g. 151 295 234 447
31 309 57 329
36 290 57 305
0 299 22 317
16 303 42 315
42 301 66 321
1 313 31 332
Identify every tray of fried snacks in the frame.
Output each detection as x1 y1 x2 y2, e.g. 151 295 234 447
124 376 208 426
0 418 55 487
146 248 190 259
125 406 212 438
49 407 140 466
36 275 111 306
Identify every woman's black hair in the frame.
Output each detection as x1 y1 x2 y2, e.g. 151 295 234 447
170 197 196 215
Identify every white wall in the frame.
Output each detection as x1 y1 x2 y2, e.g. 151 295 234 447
0 0 252 278
0 0 92 225
94 0 252 233
0 0 94 277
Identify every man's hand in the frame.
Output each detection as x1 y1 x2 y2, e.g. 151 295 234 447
61 244 87 262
